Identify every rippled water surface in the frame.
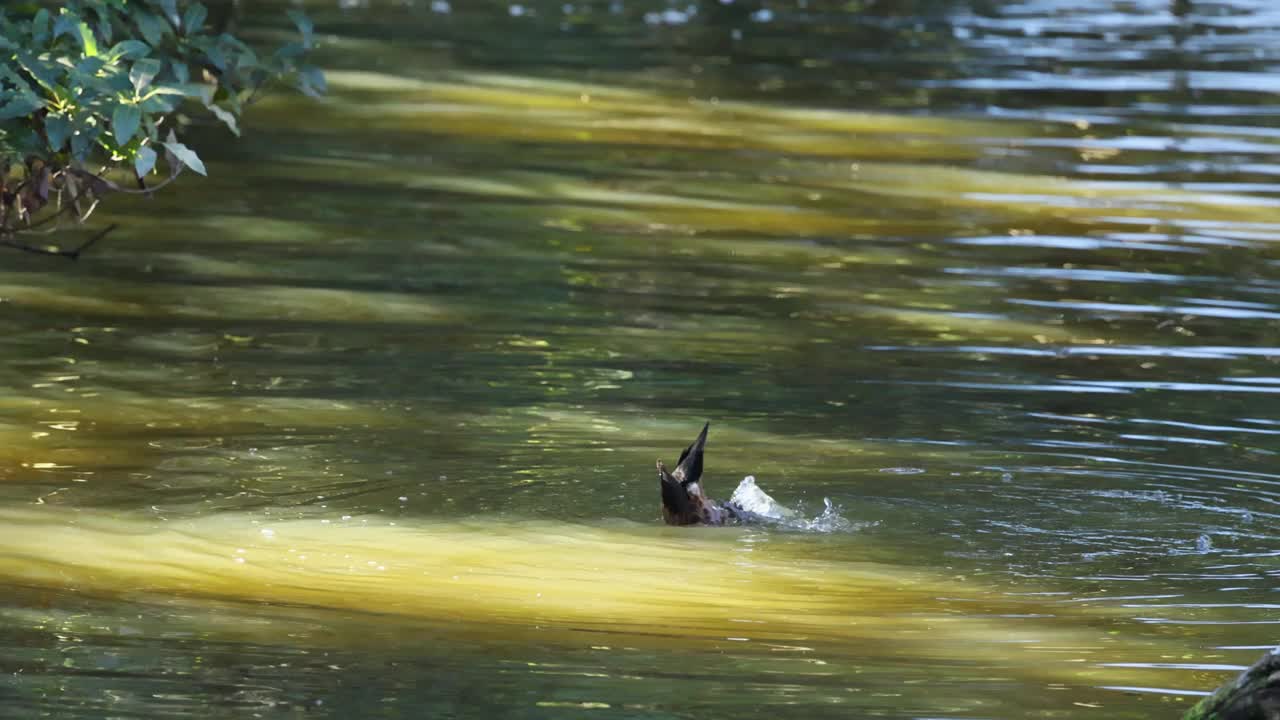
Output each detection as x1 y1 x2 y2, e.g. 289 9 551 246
2 1 1279 718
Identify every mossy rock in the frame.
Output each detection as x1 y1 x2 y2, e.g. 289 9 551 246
1185 651 1280 720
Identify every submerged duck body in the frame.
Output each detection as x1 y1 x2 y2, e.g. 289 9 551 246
658 423 748 526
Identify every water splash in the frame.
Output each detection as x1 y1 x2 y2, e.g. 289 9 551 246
728 475 796 520
728 476 858 533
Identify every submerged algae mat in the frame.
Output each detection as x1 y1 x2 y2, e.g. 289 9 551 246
0 506 1165 686
315 69 1020 162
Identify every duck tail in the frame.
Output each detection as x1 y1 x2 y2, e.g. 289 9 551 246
673 422 709 486
659 422 711 525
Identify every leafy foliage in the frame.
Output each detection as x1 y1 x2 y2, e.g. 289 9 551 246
0 0 323 256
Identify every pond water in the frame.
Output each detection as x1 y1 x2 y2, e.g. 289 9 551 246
2 1 1279 718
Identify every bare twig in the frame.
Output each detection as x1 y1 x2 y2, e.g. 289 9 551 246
68 164 185 196
0 223 116 260
10 166 109 234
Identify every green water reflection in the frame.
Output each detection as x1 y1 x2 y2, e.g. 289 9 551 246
2 0 1279 718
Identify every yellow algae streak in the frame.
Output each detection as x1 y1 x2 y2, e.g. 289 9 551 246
0 506 911 635
250 69 1280 239
305 70 1026 162
0 391 399 431
0 506 1132 673
838 162 1280 225
0 276 447 324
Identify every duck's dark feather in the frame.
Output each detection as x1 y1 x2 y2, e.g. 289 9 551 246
658 422 735 526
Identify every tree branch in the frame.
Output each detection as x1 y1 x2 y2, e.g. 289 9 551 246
0 223 116 260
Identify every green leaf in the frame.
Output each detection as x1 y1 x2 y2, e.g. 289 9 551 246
95 8 113 46
219 34 253 54
0 95 42 121
1 125 44 155
129 58 161 94
158 0 179 27
77 22 98 56
70 59 113 102
15 52 62 93
162 138 206 176
147 84 191 98
90 64 133 95
286 10 314 49
203 43 227 71
138 94 175 114
44 113 72 151
31 9 50 45
135 12 168 47
298 66 327 98
0 66 35 98
234 44 260 71
112 104 140 145
105 40 150 62
53 11 81 43
70 125 100 162
74 56 106 77
134 144 156 177
145 81 203 103
142 114 159 141
207 104 239 136
182 3 207 34
274 42 306 61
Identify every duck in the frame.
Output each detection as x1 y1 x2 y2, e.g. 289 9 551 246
658 422 745 526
